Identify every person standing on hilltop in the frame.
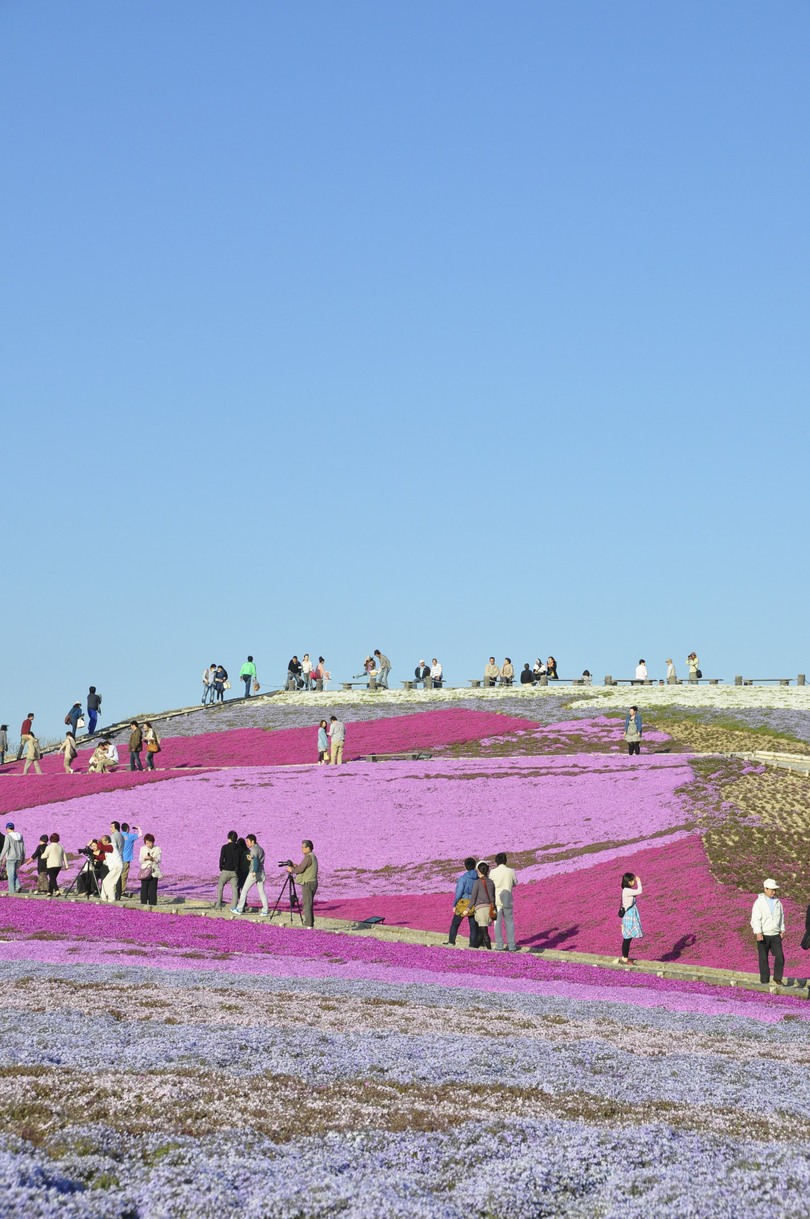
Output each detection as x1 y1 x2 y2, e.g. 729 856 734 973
687 652 700 683
301 654 313 689
86 686 102 734
624 705 643 756
617 872 643 964
129 721 144 771
666 658 677 684
16 713 34 761
374 650 392 689
202 663 216 706
213 664 229 701
240 656 257 698
634 660 648 684
0 725 7 765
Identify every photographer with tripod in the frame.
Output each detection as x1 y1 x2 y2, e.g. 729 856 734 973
286 840 318 928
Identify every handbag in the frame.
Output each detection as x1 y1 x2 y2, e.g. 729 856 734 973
224 680 231 690
696 669 703 679
454 897 473 918
253 680 260 692
618 906 626 918
77 716 86 729
139 864 152 880
147 741 160 753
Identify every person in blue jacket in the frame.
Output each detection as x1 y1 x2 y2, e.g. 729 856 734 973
444 857 479 948
624 705 643 756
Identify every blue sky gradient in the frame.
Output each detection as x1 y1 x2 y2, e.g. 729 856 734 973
2 2 808 735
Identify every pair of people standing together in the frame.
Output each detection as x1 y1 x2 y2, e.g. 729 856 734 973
447 855 519 951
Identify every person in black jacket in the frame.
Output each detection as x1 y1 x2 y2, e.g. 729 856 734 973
519 663 533 685
215 831 242 910
86 687 102 735
414 660 430 687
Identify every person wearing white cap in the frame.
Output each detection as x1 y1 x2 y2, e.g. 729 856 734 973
751 880 786 985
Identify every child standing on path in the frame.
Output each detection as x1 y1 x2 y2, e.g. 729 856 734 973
617 872 643 964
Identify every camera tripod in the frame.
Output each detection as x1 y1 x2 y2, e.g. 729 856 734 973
63 857 102 900
269 872 304 924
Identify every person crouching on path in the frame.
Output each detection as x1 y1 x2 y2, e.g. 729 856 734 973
624 706 643 756
469 861 496 949
617 872 643 964
445 856 479 947
233 834 268 916
287 840 318 928
751 879 786 986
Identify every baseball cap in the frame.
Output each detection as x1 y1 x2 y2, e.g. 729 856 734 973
764 879 779 889
5 822 14 830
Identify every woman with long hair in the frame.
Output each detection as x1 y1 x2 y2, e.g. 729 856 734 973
617 872 643 964
469 861 496 950
43 833 68 896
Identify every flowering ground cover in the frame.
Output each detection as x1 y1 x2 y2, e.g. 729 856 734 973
4 701 810 1214
1 923 810 1217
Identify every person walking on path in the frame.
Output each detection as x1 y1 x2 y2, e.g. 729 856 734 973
287 840 318 928
215 830 242 910
444 857 479 948
0 823 26 894
617 872 643 964
329 715 345 766
119 823 141 896
143 722 161 771
129 721 144 771
86 687 102 734
22 732 43 775
491 852 519 951
31 834 50 893
317 720 329 764
469 861 496 949
139 834 162 907
687 652 700 683
66 702 83 736
43 833 68 896
666 658 677 683
751 879 786 985
0 725 7 765
15 714 34 761
240 656 257 698
624 706 643 756
232 834 268 915
374 650 392 689
58 730 78 774
634 660 648 683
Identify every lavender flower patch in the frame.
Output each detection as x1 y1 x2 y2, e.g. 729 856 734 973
3 1119 810 1218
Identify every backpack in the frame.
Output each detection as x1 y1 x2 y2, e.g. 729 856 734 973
64 713 71 726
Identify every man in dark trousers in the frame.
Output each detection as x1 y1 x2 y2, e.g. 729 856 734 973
444 857 479 948
215 830 242 910
86 687 102 734
287 840 319 928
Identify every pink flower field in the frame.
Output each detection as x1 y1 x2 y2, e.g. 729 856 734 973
1 708 801 977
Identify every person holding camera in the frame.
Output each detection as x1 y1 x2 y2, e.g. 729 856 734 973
287 840 318 928
139 834 162 907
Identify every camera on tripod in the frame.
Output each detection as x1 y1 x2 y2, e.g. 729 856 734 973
278 858 294 868
78 845 95 859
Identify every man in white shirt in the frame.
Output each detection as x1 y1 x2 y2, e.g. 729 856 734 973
490 852 519 952
634 660 648 683
751 879 785 985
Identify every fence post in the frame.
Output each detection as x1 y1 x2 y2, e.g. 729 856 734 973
604 675 613 686
540 675 548 686
799 674 806 687
734 675 743 686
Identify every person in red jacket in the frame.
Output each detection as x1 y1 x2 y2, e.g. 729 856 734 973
16 713 34 761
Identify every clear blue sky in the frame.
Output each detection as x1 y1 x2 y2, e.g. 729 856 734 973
2 1 809 736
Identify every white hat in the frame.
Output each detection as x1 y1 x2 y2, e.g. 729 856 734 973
763 879 779 889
